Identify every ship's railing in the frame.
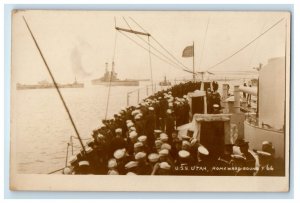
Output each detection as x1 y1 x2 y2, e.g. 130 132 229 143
126 79 203 106
244 113 284 133
126 83 173 106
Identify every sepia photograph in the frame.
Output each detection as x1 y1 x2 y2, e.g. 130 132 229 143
9 10 290 191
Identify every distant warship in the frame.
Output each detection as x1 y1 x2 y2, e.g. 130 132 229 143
16 78 84 90
91 62 139 86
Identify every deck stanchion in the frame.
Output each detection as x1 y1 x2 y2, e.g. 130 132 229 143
127 92 130 106
137 89 140 104
146 85 149 96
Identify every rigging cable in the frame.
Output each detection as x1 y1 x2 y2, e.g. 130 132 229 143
105 19 118 120
248 21 267 67
199 17 210 70
206 17 285 71
123 17 192 73
129 17 193 72
148 36 154 93
22 16 86 153
117 30 192 73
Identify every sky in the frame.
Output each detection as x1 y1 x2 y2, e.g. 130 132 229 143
11 10 289 84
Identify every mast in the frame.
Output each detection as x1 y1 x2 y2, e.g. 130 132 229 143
22 16 86 153
193 41 195 82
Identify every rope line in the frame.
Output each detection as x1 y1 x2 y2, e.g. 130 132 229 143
207 17 285 71
199 17 210 69
123 17 192 73
129 17 193 72
118 30 192 73
22 16 86 153
148 36 154 93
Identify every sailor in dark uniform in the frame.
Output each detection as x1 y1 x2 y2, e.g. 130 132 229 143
151 162 172 175
134 114 145 136
124 160 139 174
135 152 152 175
110 128 127 154
174 150 193 175
144 107 156 150
194 145 211 175
215 144 235 176
233 139 256 176
165 109 175 140
114 148 129 175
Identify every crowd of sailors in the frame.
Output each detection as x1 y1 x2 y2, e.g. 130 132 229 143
63 81 281 176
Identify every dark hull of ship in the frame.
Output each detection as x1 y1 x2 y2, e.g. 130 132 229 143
16 83 84 90
91 80 139 86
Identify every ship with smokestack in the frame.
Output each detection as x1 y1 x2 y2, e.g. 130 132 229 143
91 62 139 86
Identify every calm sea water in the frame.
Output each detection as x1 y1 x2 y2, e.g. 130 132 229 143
14 79 244 174
14 82 170 174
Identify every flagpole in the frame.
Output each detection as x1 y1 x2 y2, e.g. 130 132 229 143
193 41 195 82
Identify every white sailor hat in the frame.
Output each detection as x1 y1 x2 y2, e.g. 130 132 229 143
126 172 137 175
168 103 173 107
129 131 138 139
160 133 168 142
134 114 141 120
154 129 162 134
178 150 190 158
131 110 140 116
262 141 272 146
108 158 117 169
166 109 172 114
127 122 134 128
114 149 126 159
168 91 172 94
159 162 171 170
69 155 77 164
148 153 159 163
129 126 136 132
262 141 274 154
138 135 147 142
148 107 154 111
115 128 122 133
161 143 171 150
256 150 272 157
182 140 191 148
231 154 246 160
125 161 139 169
63 167 73 175
85 146 93 154
126 120 132 124
155 140 163 147
135 152 146 160
159 149 169 157
78 160 90 166
97 134 104 139
183 95 187 99
198 145 209 155
134 142 143 149
213 104 219 108
108 169 119 175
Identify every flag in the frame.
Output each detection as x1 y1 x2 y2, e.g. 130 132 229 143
182 45 194 57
